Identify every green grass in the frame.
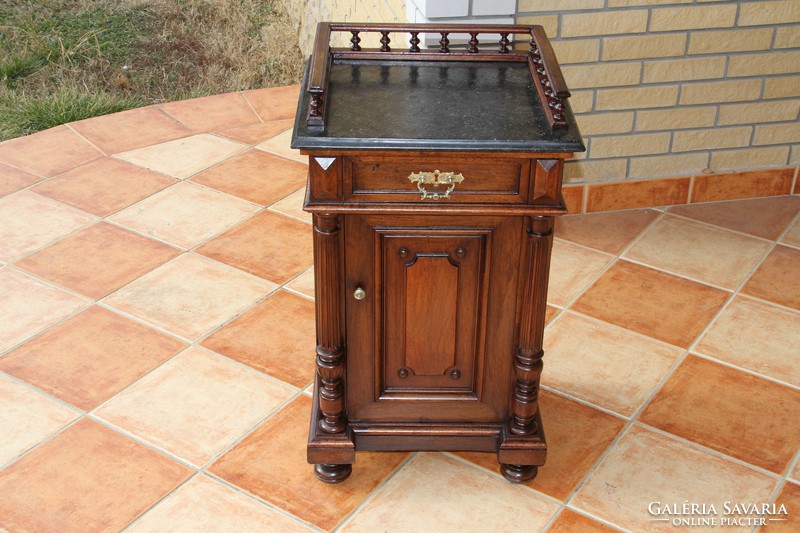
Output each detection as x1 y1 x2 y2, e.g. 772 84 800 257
0 0 304 140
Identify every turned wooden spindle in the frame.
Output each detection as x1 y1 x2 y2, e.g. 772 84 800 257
409 31 421 52
350 30 361 51
309 92 322 119
380 31 391 52
439 32 450 53
468 33 479 53
499 32 510 53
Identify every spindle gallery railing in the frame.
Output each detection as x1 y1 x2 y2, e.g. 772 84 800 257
305 23 572 131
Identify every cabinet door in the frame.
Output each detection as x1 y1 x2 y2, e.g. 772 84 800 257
345 214 521 423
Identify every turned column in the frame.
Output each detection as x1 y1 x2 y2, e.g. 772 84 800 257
501 215 553 483
312 213 351 482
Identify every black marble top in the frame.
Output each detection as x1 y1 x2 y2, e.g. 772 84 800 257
291 59 585 153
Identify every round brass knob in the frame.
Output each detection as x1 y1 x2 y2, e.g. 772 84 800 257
398 368 409 379
353 287 366 300
451 369 461 380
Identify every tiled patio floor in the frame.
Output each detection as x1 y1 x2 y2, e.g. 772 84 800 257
0 86 799 532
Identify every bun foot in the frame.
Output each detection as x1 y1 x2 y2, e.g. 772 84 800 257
314 463 352 483
500 463 538 484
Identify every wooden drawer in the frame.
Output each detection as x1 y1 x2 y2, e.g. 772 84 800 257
344 155 530 204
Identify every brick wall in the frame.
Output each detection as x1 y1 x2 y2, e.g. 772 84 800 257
513 0 800 187
285 0 799 198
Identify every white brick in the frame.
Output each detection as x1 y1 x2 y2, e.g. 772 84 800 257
473 0 516 16
519 0 604 11
412 0 468 18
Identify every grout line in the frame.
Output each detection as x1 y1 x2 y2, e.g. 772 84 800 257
632 421 784 481
62 123 108 157
201 471 326 532
547 506 630 533
332 452 419 532
438 450 565 508
196 385 304 470
119 472 200 532
236 91 265 123
539 384 632 421
689 351 800 393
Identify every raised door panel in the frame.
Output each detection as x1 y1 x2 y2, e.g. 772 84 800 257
382 231 487 397
345 214 521 423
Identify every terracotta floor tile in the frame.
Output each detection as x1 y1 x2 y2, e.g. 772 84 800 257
669 196 800 240
546 509 620 533
0 191 97 261
209 395 408 532
0 418 191 533
548 240 613 306
0 306 186 410
103 253 276 340
0 268 85 353
0 376 78 466
159 93 261 132
114 134 246 179
286 267 315 299
341 453 559 532
128 474 314 532
456 390 625 501
202 290 315 388
769 482 800 533
695 296 800 387
269 187 311 223
555 209 660 255
691 168 794 203
0 125 101 177
95 347 293 467
243 85 301 121
0 163 42 197
572 260 729 348
213 118 295 145
32 157 176 217
108 181 259 249
69 107 192 154
641 355 800 473
16 223 180 299
543 313 683 416
196 211 314 285
742 245 800 310
190 149 307 206
782 217 800 247
624 215 770 289
571 426 777 532
794 459 800 481
256 129 305 163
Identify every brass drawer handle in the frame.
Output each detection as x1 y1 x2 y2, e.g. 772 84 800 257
408 169 464 200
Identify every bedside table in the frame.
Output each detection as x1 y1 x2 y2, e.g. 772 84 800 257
291 22 584 483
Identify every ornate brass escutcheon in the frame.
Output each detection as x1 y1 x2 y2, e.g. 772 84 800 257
407 169 465 200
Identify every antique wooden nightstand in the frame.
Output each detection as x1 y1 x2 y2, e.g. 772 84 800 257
291 22 584 484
